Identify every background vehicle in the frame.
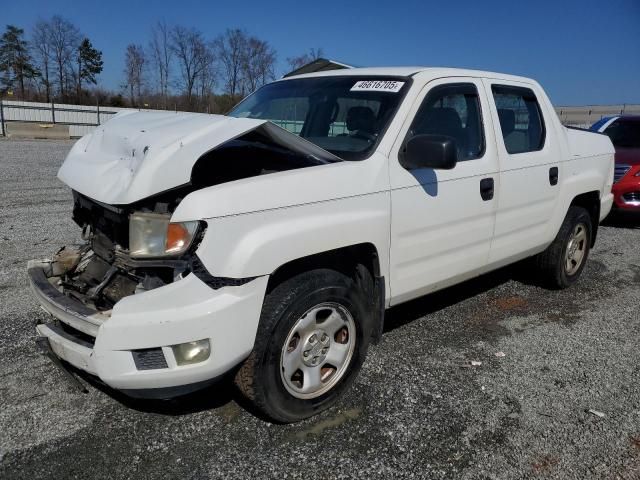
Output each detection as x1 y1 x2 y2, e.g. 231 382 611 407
29 68 614 423
591 116 640 212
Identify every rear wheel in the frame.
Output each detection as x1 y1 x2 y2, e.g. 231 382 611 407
235 268 372 423
535 206 592 289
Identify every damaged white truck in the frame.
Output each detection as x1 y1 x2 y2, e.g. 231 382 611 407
29 67 614 423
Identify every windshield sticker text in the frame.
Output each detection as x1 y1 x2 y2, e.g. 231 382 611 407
350 80 405 93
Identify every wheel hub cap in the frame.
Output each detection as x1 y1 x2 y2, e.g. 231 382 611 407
565 223 587 276
280 302 356 400
302 330 330 367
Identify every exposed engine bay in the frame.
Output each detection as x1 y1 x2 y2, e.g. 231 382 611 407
50 125 336 311
48 192 191 311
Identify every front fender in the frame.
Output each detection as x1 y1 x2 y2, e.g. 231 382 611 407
194 192 391 281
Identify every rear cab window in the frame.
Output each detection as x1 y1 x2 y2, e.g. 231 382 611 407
491 85 545 154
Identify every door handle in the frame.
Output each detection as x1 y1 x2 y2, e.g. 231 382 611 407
480 178 494 201
549 167 559 186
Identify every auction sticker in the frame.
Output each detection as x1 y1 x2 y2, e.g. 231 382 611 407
350 80 405 93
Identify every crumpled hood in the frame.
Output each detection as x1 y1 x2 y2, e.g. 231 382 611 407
58 111 336 205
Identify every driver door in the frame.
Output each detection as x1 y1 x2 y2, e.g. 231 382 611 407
388 78 499 305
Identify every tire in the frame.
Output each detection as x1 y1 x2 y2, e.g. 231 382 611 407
234 268 373 423
535 206 592 289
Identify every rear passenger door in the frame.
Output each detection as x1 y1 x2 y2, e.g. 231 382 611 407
389 78 499 304
483 81 562 266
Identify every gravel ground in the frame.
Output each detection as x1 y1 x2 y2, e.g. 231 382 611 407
1 138 639 479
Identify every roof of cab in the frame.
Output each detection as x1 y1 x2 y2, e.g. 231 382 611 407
280 66 535 84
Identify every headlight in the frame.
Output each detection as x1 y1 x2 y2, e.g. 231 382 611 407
129 212 198 258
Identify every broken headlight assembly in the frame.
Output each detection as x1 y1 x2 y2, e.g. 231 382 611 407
129 212 199 258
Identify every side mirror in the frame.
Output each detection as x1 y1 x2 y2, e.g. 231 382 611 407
399 134 458 170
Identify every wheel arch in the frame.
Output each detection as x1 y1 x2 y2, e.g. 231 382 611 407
267 243 386 343
267 243 381 291
569 190 600 246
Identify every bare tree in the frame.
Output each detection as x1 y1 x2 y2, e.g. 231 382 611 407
286 47 325 71
32 21 53 101
123 44 145 106
242 37 276 93
170 25 210 106
148 21 172 107
213 28 247 97
48 16 81 99
196 47 216 110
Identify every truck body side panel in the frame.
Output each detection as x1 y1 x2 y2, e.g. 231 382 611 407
194 192 392 303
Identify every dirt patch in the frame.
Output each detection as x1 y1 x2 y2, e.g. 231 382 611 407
289 407 362 441
492 295 529 312
531 454 559 474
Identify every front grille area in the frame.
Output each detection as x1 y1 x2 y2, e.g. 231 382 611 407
132 348 169 370
72 191 130 249
614 164 631 183
622 192 640 205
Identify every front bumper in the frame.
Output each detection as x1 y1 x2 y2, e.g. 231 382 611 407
28 259 268 396
612 168 640 210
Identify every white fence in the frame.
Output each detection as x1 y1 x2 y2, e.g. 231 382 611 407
0 100 164 137
555 104 640 128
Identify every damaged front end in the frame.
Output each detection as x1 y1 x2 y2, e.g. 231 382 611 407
56 191 203 311
43 114 337 311
27 189 209 370
28 111 344 394
27 186 262 392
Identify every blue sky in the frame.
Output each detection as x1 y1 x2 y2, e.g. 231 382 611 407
3 0 639 105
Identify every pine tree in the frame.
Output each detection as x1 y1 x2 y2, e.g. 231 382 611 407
77 38 103 98
0 25 39 97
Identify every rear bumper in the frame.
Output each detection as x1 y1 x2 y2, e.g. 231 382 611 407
28 259 269 396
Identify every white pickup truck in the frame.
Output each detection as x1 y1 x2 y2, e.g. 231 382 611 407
29 67 614 422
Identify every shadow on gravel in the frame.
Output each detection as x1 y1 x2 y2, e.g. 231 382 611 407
55 257 582 418
383 262 533 334
61 264 534 418
73 367 241 416
602 211 640 229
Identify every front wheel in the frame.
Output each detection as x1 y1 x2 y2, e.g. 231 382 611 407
535 206 592 289
234 268 373 423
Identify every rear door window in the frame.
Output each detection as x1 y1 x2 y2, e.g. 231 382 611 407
491 85 545 154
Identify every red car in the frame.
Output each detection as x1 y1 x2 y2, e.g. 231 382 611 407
591 116 640 212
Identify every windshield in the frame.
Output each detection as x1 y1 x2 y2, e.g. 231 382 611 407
229 76 411 160
603 119 640 148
